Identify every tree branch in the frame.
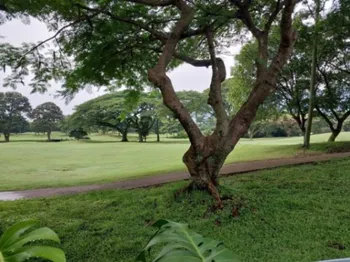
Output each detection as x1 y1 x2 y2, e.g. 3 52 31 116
315 105 335 131
268 0 297 77
206 29 228 132
147 0 203 146
264 0 284 32
230 0 263 38
127 0 174 6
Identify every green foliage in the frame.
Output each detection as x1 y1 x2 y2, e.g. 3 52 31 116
68 128 88 140
0 220 65 262
137 219 237 262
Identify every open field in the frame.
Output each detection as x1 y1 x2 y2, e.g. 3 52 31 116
0 132 350 191
1 159 350 261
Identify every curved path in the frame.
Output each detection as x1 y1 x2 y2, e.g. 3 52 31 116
1 152 349 201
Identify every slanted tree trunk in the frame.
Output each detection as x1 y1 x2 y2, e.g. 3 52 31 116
328 128 341 142
3 133 10 142
146 0 296 207
47 130 51 141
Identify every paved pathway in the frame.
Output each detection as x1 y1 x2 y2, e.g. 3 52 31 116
1 152 349 201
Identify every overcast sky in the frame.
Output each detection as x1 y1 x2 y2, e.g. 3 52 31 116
0 18 241 114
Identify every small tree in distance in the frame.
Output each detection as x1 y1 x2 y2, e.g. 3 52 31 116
31 102 64 141
69 128 88 140
0 92 31 142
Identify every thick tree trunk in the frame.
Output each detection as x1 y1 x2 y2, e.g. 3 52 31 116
182 136 231 208
4 133 10 142
121 131 128 142
328 123 343 142
47 130 51 141
138 132 144 142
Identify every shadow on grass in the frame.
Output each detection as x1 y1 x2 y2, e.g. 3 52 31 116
310 141 350 153
0 139 70 143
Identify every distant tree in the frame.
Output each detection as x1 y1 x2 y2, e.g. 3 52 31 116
0 92 31 142
31 102 64 140
69 128 88 140
129 100 157 143
70 92 131 142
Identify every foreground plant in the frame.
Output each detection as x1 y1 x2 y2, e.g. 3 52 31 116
137 219 238 262
0 220 66 262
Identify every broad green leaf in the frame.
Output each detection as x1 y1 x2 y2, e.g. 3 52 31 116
0 220 38 249
4 246 66 262
137 220 238 262
4 228 60 252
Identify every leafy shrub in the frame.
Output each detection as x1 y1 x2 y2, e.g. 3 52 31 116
0 220 65 262
137 219 238 262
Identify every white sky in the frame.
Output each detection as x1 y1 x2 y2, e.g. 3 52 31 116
0 18 241 114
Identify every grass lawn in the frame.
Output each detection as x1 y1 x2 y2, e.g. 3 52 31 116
0 132 350 190
1 159 350 261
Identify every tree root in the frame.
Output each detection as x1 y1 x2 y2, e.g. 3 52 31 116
174 181 224 210
208 182 223 209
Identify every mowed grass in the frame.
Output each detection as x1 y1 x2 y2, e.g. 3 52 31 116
1 159 350 262
0 132 350 190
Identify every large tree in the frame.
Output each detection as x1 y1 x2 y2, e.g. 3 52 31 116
1 0 298 206
31 102 64 140
0 92 31 142
313 1 350 142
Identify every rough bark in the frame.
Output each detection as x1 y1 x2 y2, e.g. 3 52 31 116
47 130 51 141
4 133 10 142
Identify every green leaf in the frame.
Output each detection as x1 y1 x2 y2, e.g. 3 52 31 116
0 220 39 249
137 220 238 262
4 246 66 262
4 227 60 252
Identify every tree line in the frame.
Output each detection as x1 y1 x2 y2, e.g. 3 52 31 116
0 92 64 142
